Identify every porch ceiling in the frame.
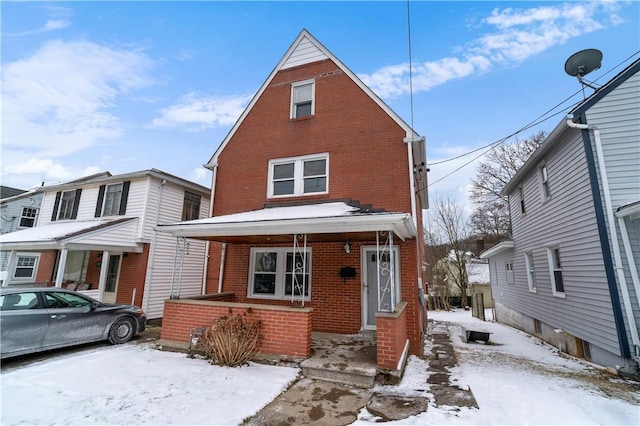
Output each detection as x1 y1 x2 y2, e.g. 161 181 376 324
155 202 417 242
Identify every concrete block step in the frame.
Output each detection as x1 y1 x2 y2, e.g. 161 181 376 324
302 365 376 388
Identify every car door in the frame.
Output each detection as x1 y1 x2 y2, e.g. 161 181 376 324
42 291 108 348
0 291 50 358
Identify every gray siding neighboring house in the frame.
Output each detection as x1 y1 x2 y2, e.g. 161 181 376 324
481 59 640 376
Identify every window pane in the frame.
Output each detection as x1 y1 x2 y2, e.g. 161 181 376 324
303 159 326 177
554 271 564 293
295 102 312 118
273 163 294 179
285 274 309 296
553 249 561 268
253 274 276 294
286 253 309 272
255 252 277 273
59 191 76 219
14 268 34 278
303 177 326 193
1 293 39 311
182 191 201 221
274 180 294 195
103 184 123 216
293 83 312 102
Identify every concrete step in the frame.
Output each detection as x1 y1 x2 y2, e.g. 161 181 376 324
301 364 376 388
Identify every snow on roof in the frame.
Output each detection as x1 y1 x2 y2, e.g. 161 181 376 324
0 219 131 244
177 202 362 225
467 260 490 284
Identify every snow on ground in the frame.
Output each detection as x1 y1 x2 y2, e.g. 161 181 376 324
2 309 638 425
1 344 298 425
355 308 640 425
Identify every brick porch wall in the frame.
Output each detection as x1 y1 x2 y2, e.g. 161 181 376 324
376 301 409 370
161 298 313 358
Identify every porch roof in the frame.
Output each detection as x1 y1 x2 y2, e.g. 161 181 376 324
0 218 143 252
156 202 417 242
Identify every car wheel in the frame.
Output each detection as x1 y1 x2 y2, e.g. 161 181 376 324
108 317 136 344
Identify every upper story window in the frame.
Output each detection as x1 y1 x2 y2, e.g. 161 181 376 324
547 247 565 297
19 207 38 228
518 186 526 214
52 189 82 221
268 154 328 198
539 162 551 200
95 182 130 218
182 191 202 221
291 80 315 119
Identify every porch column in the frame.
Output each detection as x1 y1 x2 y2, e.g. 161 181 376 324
97 251 110 300
54 248 69 288
3 250 17 287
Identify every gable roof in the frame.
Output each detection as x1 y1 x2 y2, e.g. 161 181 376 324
205 29 423 169
0 186 27 199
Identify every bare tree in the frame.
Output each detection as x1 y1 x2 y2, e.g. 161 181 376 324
469 131 546 239
425 194 473 308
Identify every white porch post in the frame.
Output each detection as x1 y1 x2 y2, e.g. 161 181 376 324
54 248 69 288
97 251 110 300
3 250 17 287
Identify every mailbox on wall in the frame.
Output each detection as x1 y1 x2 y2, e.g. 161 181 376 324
340 267 356 279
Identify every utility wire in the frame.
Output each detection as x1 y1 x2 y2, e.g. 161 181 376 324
426 52 640 187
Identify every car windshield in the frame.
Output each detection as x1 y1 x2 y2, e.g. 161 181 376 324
45 292 93 309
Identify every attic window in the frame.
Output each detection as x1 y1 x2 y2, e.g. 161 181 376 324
291 80 314 118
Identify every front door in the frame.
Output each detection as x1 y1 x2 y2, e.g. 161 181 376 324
362 247 400 330
102 254 121 304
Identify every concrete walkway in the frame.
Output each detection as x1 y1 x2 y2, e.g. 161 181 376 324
243 321 476 425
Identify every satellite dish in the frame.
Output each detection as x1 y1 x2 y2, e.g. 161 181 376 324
564 49 603 77
564 49 602 90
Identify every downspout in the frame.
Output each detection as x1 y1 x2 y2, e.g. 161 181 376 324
566 118 638 361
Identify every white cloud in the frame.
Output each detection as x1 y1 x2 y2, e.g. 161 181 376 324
151 92 252 132
2 39 155 158
190 167 210 185
359 2 615 98
3 7 72 37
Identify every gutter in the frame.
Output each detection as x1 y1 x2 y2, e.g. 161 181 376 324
567 118 638 362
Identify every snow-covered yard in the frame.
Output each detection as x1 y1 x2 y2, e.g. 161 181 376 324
2 309 638 425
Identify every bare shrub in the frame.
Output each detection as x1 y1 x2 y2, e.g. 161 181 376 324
198 312 263 367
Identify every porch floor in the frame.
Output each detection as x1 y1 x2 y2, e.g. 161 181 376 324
300 332 377 388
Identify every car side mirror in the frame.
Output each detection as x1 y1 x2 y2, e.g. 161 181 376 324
91 301 100 310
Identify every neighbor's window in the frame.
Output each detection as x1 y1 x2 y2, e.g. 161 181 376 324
547 247 565 296
519 186 526 214
291 80 314 119
539 162 551 199
52 189 82 221
525 252 536 292
506 262 515 285
269 154 328 197
249 248 311 300
96 181 129 217
13 254 39 280
182 191 202 221
19 207 38 228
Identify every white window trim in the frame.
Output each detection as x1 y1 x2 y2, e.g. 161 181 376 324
19 207 38 228
525 252 537 293
267 153 329 198
58 190 77 220
12 252 40 281
539 161 551 201
102 183 123 217
290 79 315 119
518 186 526 215
505 262 515 285
547 247 565 298
247 247 312 301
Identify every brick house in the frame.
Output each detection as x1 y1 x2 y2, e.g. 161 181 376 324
157 29 428 375
0 170 210 319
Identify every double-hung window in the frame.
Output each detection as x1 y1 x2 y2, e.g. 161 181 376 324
547 247 565 297
95 182 130 217
19 207 38 228
182 191 201 221
539 162 551 200
269 154 328 197
518 186 526 214
525 252 536 292
249 248 311 300
58 191 78 220
291 80 314 119
13 254 39 280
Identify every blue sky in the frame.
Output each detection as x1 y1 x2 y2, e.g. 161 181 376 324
2 1 639 205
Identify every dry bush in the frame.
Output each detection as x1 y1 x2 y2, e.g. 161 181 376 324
198 311 263 367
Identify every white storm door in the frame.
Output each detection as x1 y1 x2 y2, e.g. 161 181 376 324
361 247 400 330
102 254 122 304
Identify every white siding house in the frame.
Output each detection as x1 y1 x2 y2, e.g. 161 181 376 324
0 169 210 319
481 59 640 376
